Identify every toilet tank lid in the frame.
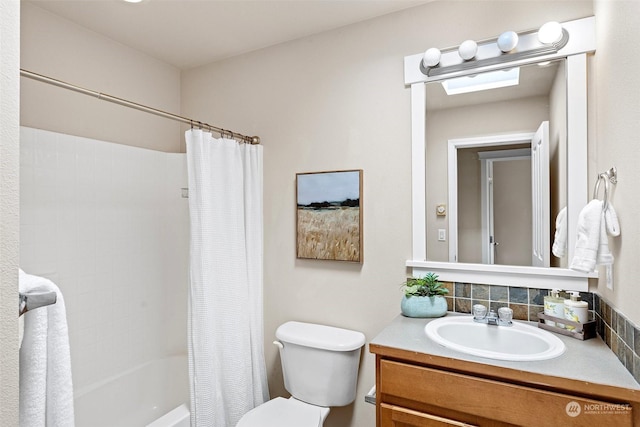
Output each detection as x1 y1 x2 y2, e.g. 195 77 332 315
276 321 366 352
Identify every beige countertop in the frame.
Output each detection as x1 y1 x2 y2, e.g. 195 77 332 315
370 314 640 392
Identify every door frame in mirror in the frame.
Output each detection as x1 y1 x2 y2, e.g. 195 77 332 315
405 17 596 290
447 131 536 265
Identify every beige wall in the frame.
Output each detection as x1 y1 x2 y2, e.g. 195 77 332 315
20 2 182 152
593 0 640 323
0 1 21 424
181 2 592 426
18 0 640 426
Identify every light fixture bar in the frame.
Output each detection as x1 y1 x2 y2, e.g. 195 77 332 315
421 25 569 78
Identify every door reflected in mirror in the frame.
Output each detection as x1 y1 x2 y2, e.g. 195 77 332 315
426 60 566 267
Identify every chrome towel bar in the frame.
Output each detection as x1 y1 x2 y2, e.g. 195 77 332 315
19 291 57 317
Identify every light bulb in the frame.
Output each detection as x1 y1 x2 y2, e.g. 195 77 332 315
458 40 478 61
538 21 563 45
423 48 441 68
497 31 519 53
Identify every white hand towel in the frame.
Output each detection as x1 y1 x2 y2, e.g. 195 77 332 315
552 206 567 258
596 209 614 266
19 269 75 427
596 202 621 266
604 203 621 237
570 200 603 273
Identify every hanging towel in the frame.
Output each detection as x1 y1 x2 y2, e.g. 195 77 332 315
604 203 621 237
19 269 75 427
570 200 604 273
552 206 567 258
570 201 621 273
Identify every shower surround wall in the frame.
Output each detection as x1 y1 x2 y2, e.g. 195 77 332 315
19 127 189 393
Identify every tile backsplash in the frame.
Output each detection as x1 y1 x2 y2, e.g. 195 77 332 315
442 282 595 322
594 294 640 383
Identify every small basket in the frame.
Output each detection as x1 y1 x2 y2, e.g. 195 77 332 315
537 312 597 341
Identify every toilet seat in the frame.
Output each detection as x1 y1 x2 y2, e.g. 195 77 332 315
236 397 328 427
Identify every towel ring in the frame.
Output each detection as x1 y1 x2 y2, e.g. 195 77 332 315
593 167 617 211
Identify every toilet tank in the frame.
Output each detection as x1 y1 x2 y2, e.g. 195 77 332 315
275 321 366 407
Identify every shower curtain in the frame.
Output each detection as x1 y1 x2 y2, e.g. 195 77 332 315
186 129 269 426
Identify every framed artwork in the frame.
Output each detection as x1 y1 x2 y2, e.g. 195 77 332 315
296 169 363 263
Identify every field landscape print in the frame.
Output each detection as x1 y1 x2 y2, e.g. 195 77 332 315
296 170 363 262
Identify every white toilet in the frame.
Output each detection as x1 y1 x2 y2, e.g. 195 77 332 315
237 321 366 427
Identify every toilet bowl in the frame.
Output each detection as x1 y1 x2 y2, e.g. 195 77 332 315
236 397 330 427
237 321 365 427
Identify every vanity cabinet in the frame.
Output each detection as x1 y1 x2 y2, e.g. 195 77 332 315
370 317 640 427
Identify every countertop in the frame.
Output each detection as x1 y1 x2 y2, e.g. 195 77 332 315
370 314 640 392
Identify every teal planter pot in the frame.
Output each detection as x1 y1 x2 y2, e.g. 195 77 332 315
401 295 447 318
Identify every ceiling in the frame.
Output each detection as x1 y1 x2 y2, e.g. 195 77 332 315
26 0 430 70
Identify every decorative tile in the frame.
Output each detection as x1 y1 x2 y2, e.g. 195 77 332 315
455 298 471 314
624 344 633 371
634 353 640 384
445 296 454 312
528 305 544 322
490 285 508 302
509 287 528 304
455 282 471 298
579 291 594 310
603 302 612 327
442 281 454 295
529 288 548 305
472 284 490 300
509 303 528 321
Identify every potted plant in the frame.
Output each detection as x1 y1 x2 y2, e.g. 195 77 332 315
400 272 449 318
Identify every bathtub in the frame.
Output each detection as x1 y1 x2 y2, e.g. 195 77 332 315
74 355 189 427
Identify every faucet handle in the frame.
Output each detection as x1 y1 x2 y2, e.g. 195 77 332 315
498 307 513 324
472 304 487 320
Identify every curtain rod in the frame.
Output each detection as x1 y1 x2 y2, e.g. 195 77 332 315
20 68 260 145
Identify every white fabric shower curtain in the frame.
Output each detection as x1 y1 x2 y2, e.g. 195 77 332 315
186 129 269 427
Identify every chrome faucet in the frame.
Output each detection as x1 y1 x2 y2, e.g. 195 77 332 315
473 304 513 326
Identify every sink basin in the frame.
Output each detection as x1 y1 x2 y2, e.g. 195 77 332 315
424 316 565 361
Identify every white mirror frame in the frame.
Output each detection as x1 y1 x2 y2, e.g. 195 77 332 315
405 16 596 290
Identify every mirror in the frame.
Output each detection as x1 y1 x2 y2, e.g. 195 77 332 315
406 16 595 290
425 60 567 268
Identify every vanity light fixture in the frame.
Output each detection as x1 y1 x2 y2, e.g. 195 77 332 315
458 40 478 61
423 47 442 68
420 21 569 78
497 31 519 53
123 0 143 3
538 21 563 45
441 67 520 95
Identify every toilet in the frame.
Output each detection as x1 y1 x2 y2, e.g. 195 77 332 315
237 321 366 427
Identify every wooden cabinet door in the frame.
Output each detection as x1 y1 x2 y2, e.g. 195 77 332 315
381 403 478 427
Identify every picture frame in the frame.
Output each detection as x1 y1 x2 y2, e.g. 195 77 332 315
296 169 363 263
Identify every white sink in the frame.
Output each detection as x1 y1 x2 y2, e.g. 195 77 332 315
424 316 565 361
